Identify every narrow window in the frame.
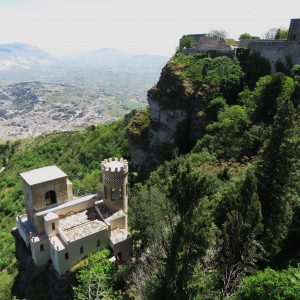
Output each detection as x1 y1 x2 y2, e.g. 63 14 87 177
80 246 84 254
104 186 107 199
97 239 100 247
111 187 116 201
126 184 128 196
119 186 122 200
65 252 69 260
40 244 44 252
52 223 55 230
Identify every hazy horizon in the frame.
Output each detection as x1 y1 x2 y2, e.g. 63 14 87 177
0 0 299 57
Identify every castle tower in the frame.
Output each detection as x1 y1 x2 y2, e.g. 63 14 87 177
20 166 73 233
101 158 128 213
288 19 300 41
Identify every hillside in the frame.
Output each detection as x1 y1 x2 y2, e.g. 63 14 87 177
1 49 300 299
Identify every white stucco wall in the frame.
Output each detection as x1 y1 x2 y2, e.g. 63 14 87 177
31 238 51 266
54 228 110 275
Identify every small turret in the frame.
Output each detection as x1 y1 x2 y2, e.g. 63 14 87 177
288 19 300 41
101 157 128 213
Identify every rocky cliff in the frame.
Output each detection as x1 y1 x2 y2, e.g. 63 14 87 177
127 54 244 175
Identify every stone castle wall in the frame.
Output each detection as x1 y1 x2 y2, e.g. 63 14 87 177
247 40 300 71
183 19 300 71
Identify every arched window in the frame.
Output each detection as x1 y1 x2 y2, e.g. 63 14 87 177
45 190 57 206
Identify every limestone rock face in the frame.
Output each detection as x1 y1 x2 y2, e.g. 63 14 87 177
127 59 211 175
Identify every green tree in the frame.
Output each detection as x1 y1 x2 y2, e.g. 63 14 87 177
236 49 271 88
163 197 215 300
129 185 176 257
252 73 286 124
206 97 227 122
291 64 300 77
237 267 300 300
221 169 263 296
73 249 122 300
199 104 250 159
168 158 217 217
256 94 296 257
179 36 197 51
239 33 252 40
275 28 289 39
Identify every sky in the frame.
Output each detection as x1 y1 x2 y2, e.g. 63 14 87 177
0 0 299 57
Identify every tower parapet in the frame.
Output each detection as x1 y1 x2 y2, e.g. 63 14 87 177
101 157 128 213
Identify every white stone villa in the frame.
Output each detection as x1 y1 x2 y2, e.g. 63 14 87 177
15 158 131 276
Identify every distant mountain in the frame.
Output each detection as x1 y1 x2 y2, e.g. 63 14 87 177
63 48 168 67
0 43 55 70
0 43 168 73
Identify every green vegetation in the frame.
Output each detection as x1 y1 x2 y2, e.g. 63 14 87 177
173 53 244 102
236 48 271 88
179 36 197 51
239 33 252 40
237 267 300 299
275 28 289 39
126 108 151 141
73 249 123 300
2 48 300 300
239 33 261 40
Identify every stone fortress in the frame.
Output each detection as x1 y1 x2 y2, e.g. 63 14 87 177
15 157 131 276
181 19 300 71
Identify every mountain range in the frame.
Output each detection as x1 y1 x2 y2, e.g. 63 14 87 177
0 43 55 70
0 43 168 71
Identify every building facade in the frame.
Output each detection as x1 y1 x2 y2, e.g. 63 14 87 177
15 158 131 276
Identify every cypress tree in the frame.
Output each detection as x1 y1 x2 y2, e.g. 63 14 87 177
256 94 296 257
221 169 263 296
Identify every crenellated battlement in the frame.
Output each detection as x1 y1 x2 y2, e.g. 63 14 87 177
101 157 128 174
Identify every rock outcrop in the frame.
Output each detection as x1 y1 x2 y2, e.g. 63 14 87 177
126 59 213 175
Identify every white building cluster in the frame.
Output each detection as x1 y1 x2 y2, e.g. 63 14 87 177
16 158 131 275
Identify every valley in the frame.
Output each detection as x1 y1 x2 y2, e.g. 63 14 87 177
0 81 145 139
0 44 168 139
